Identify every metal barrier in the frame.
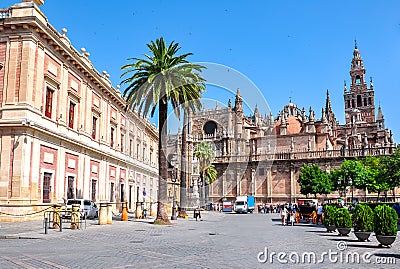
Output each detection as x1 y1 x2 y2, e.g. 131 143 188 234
43 206 86 233
41 202 129 231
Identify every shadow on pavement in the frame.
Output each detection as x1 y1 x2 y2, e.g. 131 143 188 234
374 253 400 259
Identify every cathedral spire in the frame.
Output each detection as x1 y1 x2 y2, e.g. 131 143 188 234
254 104 259 116
377 105 384 120
325 89 336 126
377 105 385 130
351 42 365 78
325 89 331 110
308 106 315 122
344 42 376 125
234 88 243 115
321 108 328 124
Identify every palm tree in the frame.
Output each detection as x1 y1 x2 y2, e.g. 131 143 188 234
194 141 217 207
204 164 218 185
121 37 206 223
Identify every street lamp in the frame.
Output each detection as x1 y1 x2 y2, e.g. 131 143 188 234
349 177 353 203
171 163 178 220
338 177 346 205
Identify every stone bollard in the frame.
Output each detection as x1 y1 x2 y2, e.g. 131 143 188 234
53 205 61 229
135 202 142 219
71 204 80 230
107 203 113 224
121 202 128 221
98 203 108 225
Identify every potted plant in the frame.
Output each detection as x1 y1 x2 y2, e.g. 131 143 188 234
334 207 352 236
374 204 398 247
323 205 337 232
352 204 374 241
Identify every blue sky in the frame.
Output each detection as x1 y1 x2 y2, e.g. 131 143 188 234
2 1 400 142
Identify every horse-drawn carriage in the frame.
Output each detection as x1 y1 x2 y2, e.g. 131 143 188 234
296 199 317 223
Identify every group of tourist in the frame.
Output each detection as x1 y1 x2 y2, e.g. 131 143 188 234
278 203 299 226
257 203 293 214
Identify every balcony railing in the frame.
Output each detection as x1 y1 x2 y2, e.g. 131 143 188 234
213 146 394 163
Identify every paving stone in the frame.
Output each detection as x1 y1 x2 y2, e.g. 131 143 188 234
0 213 399 268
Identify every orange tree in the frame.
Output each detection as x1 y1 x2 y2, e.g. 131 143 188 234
298 164 333 198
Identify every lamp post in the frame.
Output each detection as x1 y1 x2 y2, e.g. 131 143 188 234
171 164 178 220
349 177 353 203
338 177 346 205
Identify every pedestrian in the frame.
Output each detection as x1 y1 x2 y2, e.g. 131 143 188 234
280 205 288 226
289 210 295 226
194 206 201 221
316 204 323 224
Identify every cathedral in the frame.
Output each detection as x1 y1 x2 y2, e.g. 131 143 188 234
169 43 396 206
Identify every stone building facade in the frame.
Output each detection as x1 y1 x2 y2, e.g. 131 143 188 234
176 44 396 206
0 1 158 221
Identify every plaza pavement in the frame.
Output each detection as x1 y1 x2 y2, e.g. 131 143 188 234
0 211 399 268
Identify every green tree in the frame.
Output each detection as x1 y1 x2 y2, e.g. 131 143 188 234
329 168 344 191
194 141 216 207
381 146 400 200
121 37 206 222
298 164 333 198
362 156 388 201
340 159 370 191
331 159 371 203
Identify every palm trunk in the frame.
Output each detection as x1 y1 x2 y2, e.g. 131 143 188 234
178 109 188 217
156 99 170 223
205 180 209 209
200 172 205 208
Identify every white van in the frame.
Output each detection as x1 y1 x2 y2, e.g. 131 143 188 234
66 199 98 219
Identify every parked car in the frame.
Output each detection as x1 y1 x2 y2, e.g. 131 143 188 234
65 199 98 219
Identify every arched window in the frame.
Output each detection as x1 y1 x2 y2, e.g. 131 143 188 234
357 95 362 107
204 121 217 135
355 75 361 85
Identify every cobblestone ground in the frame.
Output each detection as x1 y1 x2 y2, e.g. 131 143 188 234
0 212 399 268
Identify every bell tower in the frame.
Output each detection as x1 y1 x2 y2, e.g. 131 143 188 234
344 41 375 125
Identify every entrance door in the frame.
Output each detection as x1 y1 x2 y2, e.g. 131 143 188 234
120 183 125 202
67 176 75 199
91 180 97 201
129 185 133 209
43 172 51 203
110 182 115 202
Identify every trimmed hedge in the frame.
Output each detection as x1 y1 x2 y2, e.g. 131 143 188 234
352 204 374 232
334 208 352 228
374 204 398 236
